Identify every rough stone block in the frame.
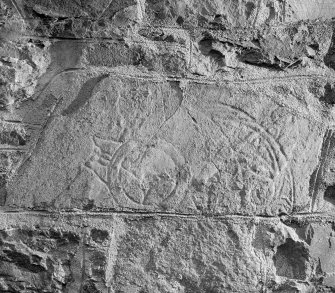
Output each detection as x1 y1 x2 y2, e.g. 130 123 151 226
1 214 334 292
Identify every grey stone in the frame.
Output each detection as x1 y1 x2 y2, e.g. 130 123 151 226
1 0 335 291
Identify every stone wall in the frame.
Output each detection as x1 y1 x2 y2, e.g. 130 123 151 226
1 0 335 292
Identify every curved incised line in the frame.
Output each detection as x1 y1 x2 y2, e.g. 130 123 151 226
200 103 294 204
34 67 85 100
207 104 287 169
217 103 288 159
310 129 333 212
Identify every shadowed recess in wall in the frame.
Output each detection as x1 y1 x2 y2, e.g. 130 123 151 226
324 185 335 205
62 74 109 116
273 238 309 280
309 129 335 211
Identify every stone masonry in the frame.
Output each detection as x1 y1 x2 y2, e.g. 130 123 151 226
1 0 335 292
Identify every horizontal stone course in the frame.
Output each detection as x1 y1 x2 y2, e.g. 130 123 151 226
0 212 334 292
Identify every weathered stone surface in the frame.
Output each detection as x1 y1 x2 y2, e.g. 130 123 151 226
2 0 335 291
0 213 114 292
1 214 335 292
7 0 335 38
111 215 335 293
3 73 330 216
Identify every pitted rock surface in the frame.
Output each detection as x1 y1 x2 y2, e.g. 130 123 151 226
1 0 335 292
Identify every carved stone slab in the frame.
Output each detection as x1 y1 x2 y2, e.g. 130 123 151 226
5 72 327 215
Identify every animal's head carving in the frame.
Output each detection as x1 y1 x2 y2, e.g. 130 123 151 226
85 136 190 209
